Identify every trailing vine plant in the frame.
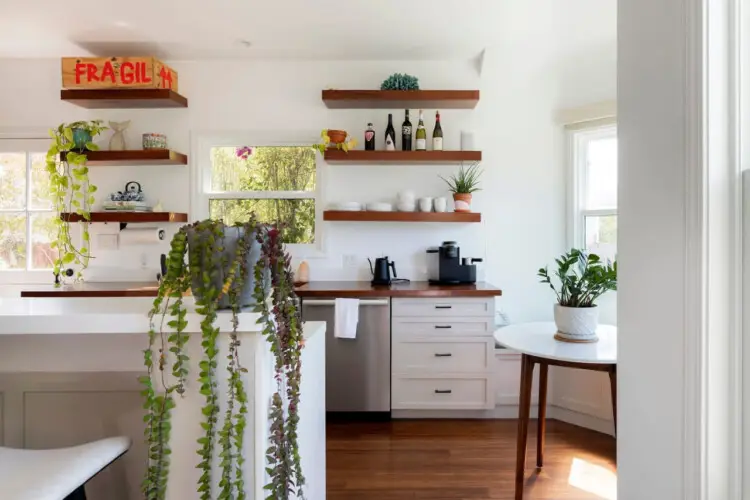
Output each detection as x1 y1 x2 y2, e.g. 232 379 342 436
141 217 304 500
46 120 107 286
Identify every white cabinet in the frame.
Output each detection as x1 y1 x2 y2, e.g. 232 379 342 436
391 297 496 410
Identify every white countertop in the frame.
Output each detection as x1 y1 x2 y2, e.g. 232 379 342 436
494 322 617 364
0 297 313 336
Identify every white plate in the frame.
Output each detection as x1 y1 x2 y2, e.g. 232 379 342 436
336 202 362 211
367 202 393 212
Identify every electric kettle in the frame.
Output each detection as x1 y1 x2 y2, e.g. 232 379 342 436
368 257 397 285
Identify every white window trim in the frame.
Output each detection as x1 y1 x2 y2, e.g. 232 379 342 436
191 131 326 258
0 136 56 285
567 123 618 250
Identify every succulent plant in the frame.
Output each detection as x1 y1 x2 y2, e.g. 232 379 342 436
380 73 420 91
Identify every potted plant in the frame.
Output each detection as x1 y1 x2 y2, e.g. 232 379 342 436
537 249 617 343
440 161 482 212
46 120 107 285
141 217 305 500
313 129 357 154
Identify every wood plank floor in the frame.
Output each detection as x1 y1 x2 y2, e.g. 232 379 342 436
327 419 616 500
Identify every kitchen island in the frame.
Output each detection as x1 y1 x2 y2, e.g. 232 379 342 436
0 297 326 500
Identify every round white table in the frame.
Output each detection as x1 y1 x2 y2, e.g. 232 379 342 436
494 322 617 500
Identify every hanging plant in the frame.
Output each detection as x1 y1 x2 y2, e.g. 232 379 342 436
46 120 107 285
141 217 305 500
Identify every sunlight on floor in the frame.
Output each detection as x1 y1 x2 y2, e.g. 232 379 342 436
568 457 617 499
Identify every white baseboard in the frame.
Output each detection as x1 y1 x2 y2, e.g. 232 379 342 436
392 404 615 437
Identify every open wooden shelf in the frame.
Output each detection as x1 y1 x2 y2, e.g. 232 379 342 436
322 90 480 109
61 89 188 109
60 149 187 166
324 150 481 163
61 212 188 223
323 211 481 223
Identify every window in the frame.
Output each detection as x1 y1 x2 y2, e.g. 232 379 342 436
198 142 318 247
570 125 617 262
0 139 57 278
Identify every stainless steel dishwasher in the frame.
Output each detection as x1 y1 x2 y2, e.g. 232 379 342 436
301 297 390 415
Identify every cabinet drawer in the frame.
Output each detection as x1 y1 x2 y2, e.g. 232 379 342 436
392 317 493 337
392 298 494 318
392 338 493 372
391 376 493 410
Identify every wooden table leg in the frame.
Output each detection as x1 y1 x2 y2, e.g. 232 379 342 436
515 354 535 500
609 366 617 434
536 362 548 468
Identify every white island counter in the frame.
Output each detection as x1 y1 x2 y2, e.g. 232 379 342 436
0 297 326 500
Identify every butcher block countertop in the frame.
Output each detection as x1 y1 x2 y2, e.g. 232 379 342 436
21 281 502 299
293 281 502 298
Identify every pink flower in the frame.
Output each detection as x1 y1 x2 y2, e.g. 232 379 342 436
236 146 253 159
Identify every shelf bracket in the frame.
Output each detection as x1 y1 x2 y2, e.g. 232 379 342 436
120 222 128 231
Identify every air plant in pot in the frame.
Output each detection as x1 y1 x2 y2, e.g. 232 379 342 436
440 162 482 212
537 249 617 343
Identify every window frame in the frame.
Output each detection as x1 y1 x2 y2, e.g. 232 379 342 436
0 136 56 284
192 131 325 256
567 122 618 251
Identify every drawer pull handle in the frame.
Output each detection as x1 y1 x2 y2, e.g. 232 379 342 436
434 325 452 329
434 389 452 394
434 353 453 357
435 305 453 309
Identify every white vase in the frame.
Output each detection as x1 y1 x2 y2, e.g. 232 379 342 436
553 304 599 342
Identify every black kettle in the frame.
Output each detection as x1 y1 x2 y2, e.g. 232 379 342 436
368 257 397 285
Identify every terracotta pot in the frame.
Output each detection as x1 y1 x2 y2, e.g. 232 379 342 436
327 129 347 145
453 193 472 212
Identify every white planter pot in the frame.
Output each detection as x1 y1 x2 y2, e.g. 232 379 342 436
553 304 600 342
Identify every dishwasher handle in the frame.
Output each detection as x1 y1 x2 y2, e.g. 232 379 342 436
303 299 389 306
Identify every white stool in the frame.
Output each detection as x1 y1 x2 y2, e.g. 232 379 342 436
0 436 131 500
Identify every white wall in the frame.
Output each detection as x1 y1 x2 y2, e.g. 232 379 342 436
0 46 614 322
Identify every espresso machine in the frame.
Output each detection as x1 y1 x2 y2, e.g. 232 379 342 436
426 241 483 284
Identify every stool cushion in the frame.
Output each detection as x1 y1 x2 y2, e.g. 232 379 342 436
0 436 131 500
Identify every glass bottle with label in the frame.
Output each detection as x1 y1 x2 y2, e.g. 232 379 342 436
432 111 443 151
385 114 396 151
415 109 427 151
365 123 376 150
401 110 412 151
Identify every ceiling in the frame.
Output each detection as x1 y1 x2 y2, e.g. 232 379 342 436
0 0 615 60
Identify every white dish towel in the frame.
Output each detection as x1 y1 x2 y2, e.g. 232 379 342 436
334 298 360 339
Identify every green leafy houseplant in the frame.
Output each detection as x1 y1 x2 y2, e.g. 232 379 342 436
537 249 617 307
439 162 482 212
380 72 420 90
46 120 107 285
141 217 305 500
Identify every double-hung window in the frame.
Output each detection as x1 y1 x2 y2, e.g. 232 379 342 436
569 124 617 262
196 136 319 252
0 138 57 282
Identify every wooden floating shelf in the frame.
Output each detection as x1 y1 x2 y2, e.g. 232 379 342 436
61 212 188 223
323 211 481 223
60 149 187 166
324 150 482 163
61 89 188 109
322 90 480 109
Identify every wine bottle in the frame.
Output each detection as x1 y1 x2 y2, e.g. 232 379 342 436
415 109 427 151
401 110 412 151
365 123 376 150
385 114 396 151
432 111 443 151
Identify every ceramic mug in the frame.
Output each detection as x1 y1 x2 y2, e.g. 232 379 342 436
434 197 448 212
418 197 433 212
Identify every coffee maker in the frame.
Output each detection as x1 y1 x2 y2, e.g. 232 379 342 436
427 241 482 285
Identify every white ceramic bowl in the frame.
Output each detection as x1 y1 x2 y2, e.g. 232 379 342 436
367 202 393 212
396 201 416 212
398 190 415 202
336 202 362 211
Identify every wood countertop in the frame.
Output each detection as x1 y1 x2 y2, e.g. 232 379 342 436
21 281 502 299
293 281 502 298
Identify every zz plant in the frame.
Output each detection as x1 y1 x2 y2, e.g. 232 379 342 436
46 120 107 285
141 217 305 500
537 248 617 307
